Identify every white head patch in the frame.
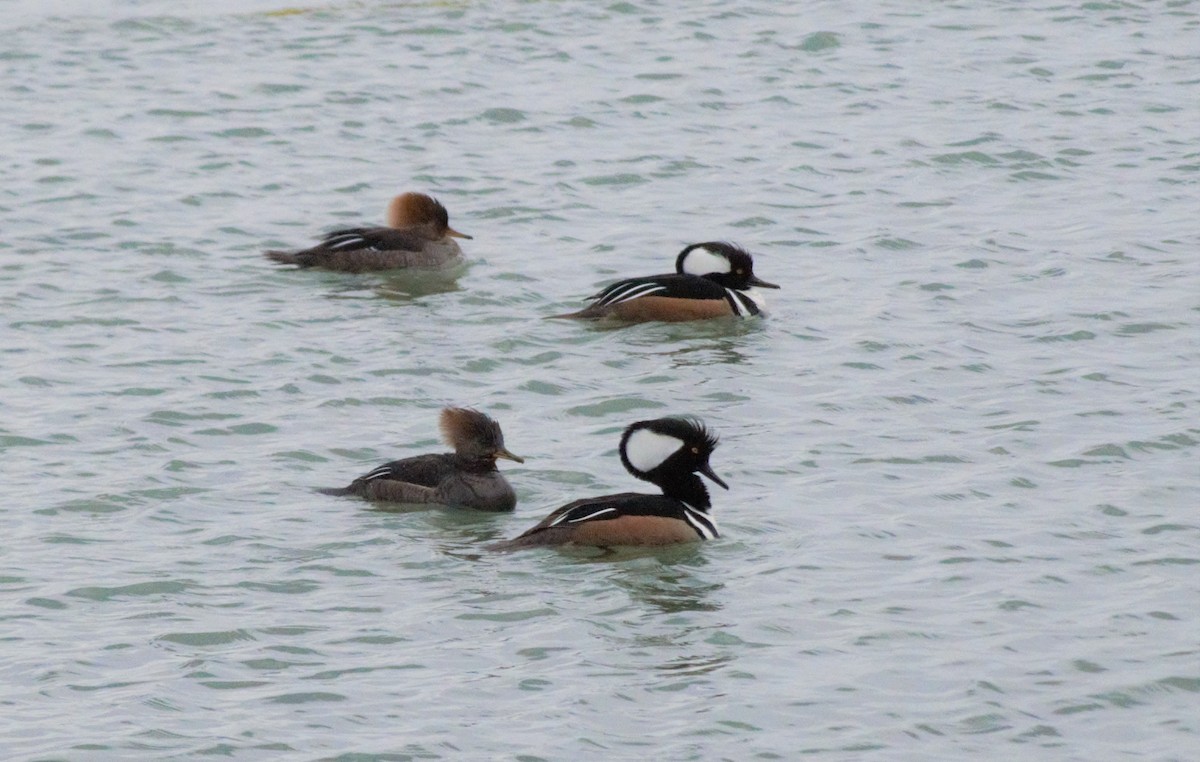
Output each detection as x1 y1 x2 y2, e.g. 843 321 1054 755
624 428 683 473
681 246 732 277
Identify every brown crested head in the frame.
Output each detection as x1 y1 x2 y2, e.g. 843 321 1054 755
386 192 472 239
439 407 523 463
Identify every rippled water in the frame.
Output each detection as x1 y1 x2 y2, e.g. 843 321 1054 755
3 0 1198 759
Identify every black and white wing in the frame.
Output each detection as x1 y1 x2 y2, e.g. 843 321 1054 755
353 453 456 489
588 274 728 308
318 226 429 253
526 493 716 536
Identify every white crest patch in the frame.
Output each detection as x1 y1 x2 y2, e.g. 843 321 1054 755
624 428 683 473
681 246 732 277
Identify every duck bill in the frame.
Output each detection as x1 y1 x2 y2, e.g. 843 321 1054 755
698 463 729 490
495 448 525 464
748 274 780 289
447 226 473 240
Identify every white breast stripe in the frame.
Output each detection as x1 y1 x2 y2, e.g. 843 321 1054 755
741 287 768 312
725 289 749 317
600 282 667 306
682 507 719 540
725 289 764 317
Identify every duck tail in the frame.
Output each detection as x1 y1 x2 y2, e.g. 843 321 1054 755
484 526 572 551
545 305 606 320
264 250 302 266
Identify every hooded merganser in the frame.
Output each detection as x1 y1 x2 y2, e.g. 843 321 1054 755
551 242 779 322
319 407 523 511
265 192 472 272
486 417 727 550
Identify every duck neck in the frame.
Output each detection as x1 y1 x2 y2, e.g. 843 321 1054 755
703 272 748 291
453 453 498 474
655 472 712 512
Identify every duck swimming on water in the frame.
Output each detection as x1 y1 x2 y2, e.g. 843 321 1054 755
487 416 726 550
552 242 779 322
320 407 523 512
265 192 471 273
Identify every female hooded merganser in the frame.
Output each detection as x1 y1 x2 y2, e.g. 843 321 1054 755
552 242 779 322
265 192 472 272
487 417 727 550
320 407 524 511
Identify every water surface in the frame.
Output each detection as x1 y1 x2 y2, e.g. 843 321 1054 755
2 0 1198 759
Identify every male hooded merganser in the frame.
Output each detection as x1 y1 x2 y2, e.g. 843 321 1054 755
320 407 523 511
486 417 727 550
552 241 779 322
265 192 472 272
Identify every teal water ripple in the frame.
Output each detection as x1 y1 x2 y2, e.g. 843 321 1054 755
1 0 1198 759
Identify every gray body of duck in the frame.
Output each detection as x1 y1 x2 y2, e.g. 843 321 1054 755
266 192 471 273
321 408 523 512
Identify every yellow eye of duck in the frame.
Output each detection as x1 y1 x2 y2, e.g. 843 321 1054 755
691 447 700 454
